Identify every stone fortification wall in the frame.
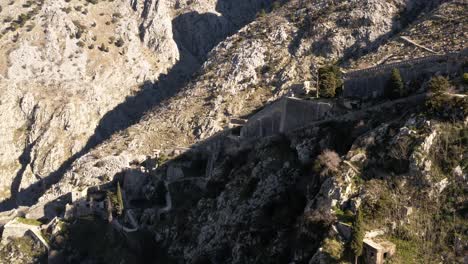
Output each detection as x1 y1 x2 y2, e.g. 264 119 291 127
281 98 333 133
240 99 285 139
240 97 333 139
343 51 468 99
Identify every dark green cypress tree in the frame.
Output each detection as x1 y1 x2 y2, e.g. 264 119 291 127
387 68 404 98
318 65 343 98
350 209 364 264
117 182 124 216
319 71 337 98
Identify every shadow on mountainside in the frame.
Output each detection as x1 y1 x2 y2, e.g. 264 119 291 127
40 95 427 263
0 0 274 211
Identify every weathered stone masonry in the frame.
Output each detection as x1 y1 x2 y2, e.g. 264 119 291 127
240 97 333 139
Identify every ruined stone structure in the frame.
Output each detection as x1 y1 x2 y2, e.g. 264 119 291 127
343 51 468 100
1 218 49 250
363 238 396 264
64 188 108 220
240 97 334 139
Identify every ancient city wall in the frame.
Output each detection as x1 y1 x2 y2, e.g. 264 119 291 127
240 98 333 139
343 51 468 99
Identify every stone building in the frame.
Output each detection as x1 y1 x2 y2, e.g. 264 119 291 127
363 238 396 264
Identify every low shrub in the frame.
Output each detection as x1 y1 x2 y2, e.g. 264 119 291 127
115 37 124 47
428 76 450 94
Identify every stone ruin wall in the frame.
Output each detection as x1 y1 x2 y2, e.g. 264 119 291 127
343 51 468 100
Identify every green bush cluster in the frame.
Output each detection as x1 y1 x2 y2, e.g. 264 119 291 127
8 12 35 31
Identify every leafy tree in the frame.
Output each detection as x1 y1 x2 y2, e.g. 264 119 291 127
387 68 405 99
350 209 364 264
116 182 124 216
318 65 343 98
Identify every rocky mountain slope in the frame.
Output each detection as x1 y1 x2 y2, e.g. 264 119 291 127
34 0 463 204
0 0 274 207
0 0 466 263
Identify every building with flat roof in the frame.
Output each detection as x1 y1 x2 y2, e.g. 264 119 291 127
363 238 396 264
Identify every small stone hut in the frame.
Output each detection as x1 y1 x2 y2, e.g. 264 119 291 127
363 238 396 264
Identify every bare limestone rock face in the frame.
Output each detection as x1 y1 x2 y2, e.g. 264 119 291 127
0 0 165 205
133 0 180 66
